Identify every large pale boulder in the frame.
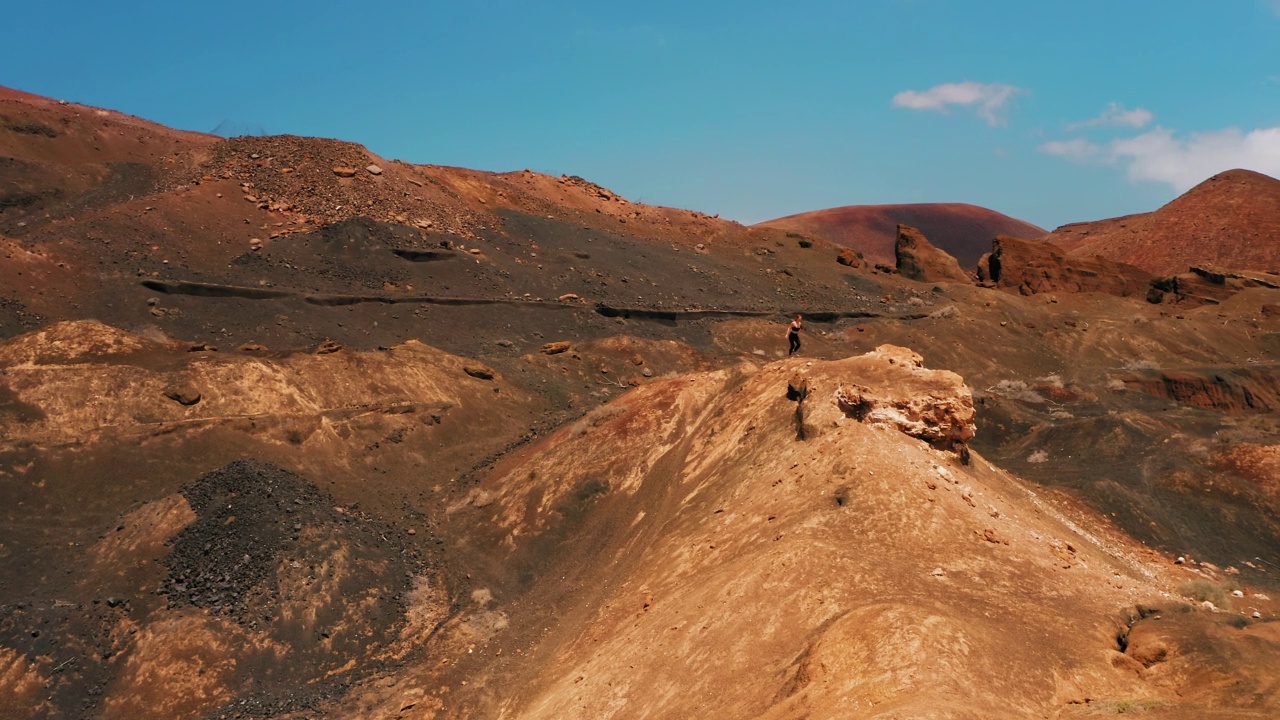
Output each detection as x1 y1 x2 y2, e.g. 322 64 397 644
793 344 975 454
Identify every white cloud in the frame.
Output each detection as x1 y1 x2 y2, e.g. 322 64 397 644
1039 138 1103 161
1268 0 1280 17
1066 102 1154 131
892 81 1022 126
1040 125 1280 191
1112 126 1280 190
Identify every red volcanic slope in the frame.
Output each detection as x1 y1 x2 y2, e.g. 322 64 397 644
1046 169 1280 276
0 85 213 145
756 203 1045 269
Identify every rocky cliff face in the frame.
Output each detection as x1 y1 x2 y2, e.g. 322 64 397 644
1148 265 1280 306
1117 365 1280 413
977 235 1153 297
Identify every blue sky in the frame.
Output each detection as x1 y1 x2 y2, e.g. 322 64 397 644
4 1 1279 230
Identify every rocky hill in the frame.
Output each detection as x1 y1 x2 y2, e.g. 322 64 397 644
1046 169 1280 275
2 87 1280 719
756 202 1045 270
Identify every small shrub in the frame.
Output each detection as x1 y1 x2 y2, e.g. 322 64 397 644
5 121 58 137
569 403 627 438
1179 580 1230 609
1110 698 1165 714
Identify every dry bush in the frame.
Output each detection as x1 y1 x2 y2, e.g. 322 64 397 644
1179 579 1230 609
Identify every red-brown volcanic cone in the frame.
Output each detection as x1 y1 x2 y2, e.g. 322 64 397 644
1046 169 1280 275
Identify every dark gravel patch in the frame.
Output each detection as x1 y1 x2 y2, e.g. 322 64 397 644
163 460 329 620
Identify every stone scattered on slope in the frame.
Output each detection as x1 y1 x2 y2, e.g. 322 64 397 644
836 248 861 267
464 363 495 380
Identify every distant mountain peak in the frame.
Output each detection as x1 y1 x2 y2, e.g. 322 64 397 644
1045 168 1280 275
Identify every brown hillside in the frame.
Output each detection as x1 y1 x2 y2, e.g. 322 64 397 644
756 202 1045 269
1046 169 1280 275
4 87 1280 718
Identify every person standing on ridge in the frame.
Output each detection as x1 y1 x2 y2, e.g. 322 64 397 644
786 314 803 356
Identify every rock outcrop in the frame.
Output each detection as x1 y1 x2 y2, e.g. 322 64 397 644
836 248 861 267
756 202 1045 269
977 235 1153 297
0 321 523 448
1115 366 1280 413
791 344 975 454
894 224 972 283
1148 265 1280 306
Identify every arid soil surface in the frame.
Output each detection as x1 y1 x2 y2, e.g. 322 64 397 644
3 87 1280 719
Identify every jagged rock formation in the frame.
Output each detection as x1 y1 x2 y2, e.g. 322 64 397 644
1149 265 1280 306
1046 169 1280 275
894 223 971 283
977 235 1153 297
757 202 1045 269
788 344 975 452
836 247 861 267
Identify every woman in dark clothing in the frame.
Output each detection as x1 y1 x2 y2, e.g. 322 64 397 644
786 315 803 356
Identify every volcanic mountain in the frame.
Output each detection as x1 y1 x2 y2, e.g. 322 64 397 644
3 86 1280 719
755 202 1045 270
1046 169 1280 275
